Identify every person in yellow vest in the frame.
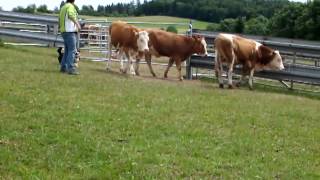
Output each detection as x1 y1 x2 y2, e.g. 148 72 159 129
59 0 81 75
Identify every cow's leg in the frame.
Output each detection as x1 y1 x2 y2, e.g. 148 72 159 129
215 50 224 88
135 58 141 76
164 58 174 79
119 49 125 73
106 38 112 70
128 50 136 75
227 52 236 89
122 50 131 74
175 59 183 81
248 68 255 90
237 65 249 87
145 53 157 77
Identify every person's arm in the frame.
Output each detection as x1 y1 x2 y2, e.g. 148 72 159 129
67 6 81 31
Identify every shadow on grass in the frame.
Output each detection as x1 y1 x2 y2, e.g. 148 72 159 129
32 68 61 74
199 76 320 100
93 67 181 82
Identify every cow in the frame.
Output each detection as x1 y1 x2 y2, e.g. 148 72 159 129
107 21 149 74
80 24 104 41
134 29 208 80
214 33 285 90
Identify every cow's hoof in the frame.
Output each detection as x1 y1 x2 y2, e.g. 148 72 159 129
219 84 224 89
249 86 254 91
164 75 168 79
135 71 140 76
236 82 241 87
228 84 234 89
120 69 127 74
152 73 157 77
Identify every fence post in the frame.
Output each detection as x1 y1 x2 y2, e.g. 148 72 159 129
290 52 297 90
186 20 193 80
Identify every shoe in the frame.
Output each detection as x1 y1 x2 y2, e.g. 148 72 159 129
60 68 67 73
68 70 80 75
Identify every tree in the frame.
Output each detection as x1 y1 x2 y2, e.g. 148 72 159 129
97 5 105 16
136 0 141 7
25 4 37 13
53 7 59 14
234 17 245 33
294 1 320 40
269 3 305 38
81 5 95 16
244 15 269 35
218 18 238 32
37 5 50 13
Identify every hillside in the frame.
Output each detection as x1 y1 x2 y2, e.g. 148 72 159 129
0 45 320 179
80 15 209 32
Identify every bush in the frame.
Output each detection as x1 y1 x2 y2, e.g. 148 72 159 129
166 25 178 33
206 23 219 31
244 15 269 35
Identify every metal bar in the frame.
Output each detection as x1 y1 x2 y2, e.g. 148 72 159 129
279 80 291 89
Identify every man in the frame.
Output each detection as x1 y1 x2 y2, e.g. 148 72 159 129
59 0 81 75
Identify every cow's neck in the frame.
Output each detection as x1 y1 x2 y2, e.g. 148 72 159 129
186 37 198 55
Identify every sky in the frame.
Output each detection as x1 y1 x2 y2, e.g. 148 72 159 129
0 0 308 11
0 0 136 11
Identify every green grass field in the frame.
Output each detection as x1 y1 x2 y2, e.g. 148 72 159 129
1 45 320 179
80 15 209 33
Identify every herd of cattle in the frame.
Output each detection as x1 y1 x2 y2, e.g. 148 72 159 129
82 21 285 90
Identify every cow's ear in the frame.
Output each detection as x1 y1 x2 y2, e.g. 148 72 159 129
135 32 139 36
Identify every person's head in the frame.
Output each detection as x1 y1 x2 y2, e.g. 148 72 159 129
67 0 75 3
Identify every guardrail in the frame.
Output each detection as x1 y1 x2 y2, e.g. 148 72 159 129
188 55 320 86
0 10 58 25
0 28 64 46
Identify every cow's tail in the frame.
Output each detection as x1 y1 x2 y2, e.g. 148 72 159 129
214 48 219 76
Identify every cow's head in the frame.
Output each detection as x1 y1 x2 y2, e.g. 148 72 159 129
135 30 149 53
258 46 284 71
192 35 208 56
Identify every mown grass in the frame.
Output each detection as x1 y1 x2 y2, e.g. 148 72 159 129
0 45 320 179
80 15 209 33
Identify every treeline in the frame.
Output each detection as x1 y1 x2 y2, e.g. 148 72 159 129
8 0 320 40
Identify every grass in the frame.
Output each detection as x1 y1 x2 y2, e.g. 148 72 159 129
1 45 320 179
80 15 209 33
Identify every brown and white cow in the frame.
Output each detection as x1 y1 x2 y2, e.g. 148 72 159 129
134 29 208 80
107 21 149 74
214 33 285 89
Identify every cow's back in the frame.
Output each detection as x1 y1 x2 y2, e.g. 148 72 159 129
214 34 235 62
232 36 257 63
215 34 257 64
109 21 138 49
148 30 192 58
